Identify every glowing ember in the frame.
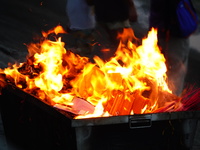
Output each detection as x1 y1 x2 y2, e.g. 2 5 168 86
1 25 195 119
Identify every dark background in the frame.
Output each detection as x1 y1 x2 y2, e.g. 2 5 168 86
0 0 200 149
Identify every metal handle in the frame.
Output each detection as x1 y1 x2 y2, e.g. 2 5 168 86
129 115 152 129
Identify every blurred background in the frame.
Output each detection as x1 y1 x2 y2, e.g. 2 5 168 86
0 0 200 149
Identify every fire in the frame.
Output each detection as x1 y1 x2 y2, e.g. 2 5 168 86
0 25 177 119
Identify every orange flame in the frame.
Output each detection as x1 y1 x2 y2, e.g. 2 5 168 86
1 26 173 119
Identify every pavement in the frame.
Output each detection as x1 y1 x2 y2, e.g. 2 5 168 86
0 0 200 150
0 1 68 149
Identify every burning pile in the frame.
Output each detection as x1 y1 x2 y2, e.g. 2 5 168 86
0 26 200 119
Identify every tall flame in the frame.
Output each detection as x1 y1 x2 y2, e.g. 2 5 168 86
0 26 173 119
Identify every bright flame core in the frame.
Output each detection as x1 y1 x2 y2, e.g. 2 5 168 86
1 26 172 119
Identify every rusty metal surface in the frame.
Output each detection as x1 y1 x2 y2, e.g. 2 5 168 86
0 83 76 150
0 113 7 150
72 110 200 127
0 83 200 150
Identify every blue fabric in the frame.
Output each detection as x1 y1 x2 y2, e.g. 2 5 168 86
176 0 198 37
66 0 95 30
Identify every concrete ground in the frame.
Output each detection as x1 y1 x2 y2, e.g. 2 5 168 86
0 0 200 149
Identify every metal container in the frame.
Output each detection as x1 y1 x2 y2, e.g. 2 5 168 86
0 84 200 150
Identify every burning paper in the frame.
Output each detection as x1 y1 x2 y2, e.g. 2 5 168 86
0 25 200 119
54 97 95 115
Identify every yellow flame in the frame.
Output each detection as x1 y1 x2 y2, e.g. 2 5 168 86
2 26 172 119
